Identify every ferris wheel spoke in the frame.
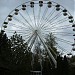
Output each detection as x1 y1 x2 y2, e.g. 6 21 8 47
37 7 41 27
40 7 56 28
14 29 31 33
10 15 31 29
12 17 30 28
8 23 28 30
22 34 32 39
32 7 37 28
18 30 32 34
40 6 48 23
22 36 32 42
48 12 62 24
47 45 57 58
50 27 72 32
18 12 34 30
25 9 34 27
56 44 71 54
53 33 73 36
39 6 48 26
44 29 74 35
50 17 69 25
55 37 73 45
9 24 23 30
22 33 31 38
8 23 32 33
21 34 32 39
42 25 72 32
7 31 31 34
27 33 35 44
50 24 72 30
6 30 20 33
43 18 68 30
41 17 68 30
29 35 37 49
42 11 62 27
52 31 74 34
38 34 57 67
6 31 29 34
43 7 55 23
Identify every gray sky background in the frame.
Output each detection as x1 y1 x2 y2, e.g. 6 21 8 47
0 0 75 29
0 0 75 55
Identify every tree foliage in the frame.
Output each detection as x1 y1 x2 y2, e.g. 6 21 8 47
45 33 57 55
0 31 73 75
0 31 32 74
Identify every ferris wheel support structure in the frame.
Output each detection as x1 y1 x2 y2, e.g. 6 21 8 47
37 32 57 68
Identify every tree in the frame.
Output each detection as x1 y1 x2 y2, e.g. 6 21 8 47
45 33 57 58
40 33 57 74
0 31 32 75
0 30 7 55
0 30 11 64
57 55 63 75
9 32 32 74
63 56 69 75
70 55 75 63
45 33 57 67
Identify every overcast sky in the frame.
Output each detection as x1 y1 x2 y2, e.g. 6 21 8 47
0 0 75 28
0 0 75 55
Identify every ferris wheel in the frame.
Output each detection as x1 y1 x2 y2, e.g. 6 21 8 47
1 0 75 68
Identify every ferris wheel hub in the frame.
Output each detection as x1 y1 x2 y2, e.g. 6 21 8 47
34 30 38 34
